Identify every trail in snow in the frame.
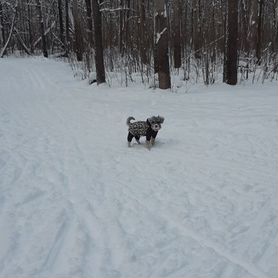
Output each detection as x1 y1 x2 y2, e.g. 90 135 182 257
0 57 277 277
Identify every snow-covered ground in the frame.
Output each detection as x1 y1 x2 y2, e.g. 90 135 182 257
0 57 277 277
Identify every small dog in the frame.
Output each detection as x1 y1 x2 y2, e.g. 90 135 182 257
126 116 164 149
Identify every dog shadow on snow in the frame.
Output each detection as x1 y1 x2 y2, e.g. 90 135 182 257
126 138 179 150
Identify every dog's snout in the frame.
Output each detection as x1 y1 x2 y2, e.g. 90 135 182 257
153 124 161 131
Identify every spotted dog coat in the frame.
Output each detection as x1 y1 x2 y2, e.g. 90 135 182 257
126 116 164 148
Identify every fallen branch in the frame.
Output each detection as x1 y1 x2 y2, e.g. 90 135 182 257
32 21 56 49
14 28 31 55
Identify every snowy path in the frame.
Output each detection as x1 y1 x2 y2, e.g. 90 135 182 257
0 57 277 277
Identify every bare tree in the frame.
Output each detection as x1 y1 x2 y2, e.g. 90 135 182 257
65 0 70 54
35 0 48 57
57 0 65 50
1 0 277 85
92 0 105 84
85 0 94 47
173 0 182 68
256 0 264 63
0 1 6 48
0 0 18 58
72 0 84 61
154 0 171 89
225 0 238 85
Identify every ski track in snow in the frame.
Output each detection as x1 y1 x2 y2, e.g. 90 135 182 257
0 57 277 277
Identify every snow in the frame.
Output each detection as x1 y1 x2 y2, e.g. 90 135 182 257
0 57 277 277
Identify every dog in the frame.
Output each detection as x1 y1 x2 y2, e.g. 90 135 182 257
126 116 164 149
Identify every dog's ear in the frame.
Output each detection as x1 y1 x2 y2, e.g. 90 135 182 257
147 117 155 124
158 116 164 123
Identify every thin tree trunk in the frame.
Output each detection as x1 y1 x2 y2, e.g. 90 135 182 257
226 0 238 85
65 0 70 55
154 0 171 89
0 1 6 48
92 0 106 84
36 0 48 57
256 0 264 63
173 0 181 68
222 0 227 82
72 0 84 61
0 1 18 58
139 0 148 64
57 0 65 48
27 1 34 53
85 0 94 47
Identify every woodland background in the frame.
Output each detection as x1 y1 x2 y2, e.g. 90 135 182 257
0 0 277 88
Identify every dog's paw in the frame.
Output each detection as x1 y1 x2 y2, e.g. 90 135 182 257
146 141 152 150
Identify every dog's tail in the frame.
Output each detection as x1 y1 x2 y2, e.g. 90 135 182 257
126 116 135 126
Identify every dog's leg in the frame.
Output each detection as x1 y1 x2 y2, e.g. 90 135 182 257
135 136 140 144
146 140 152 150
146 132 152 150
127 132 134 147
150 137 155 145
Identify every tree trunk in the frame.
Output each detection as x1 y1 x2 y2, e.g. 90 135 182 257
36 0 48 57
57 0 65 48
139 0 148 64
222 0 227 82
173 0 181 68
72 0 84 61
225 0 238 85
0 1 18 58
27 1 34 53
0 2 6 48
256 0 264 63
65 0 70 55
85 0 94 47
92 0 106 84
154 0 171 89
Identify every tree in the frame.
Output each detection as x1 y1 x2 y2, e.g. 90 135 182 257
72 0 84 61
0 1 6 48
85 0 94 47
256 0 264 63
35 0 48 58
0 0 18 58
92 0 106 84
225 0 238 85
173 0 182 68
57 0 65 50
154 0 171 89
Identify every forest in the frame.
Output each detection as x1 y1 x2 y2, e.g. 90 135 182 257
0 0 277 88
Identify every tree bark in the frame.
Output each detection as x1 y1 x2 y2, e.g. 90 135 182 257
0 1 18 58
154 0 171 89
256 0 264 63
35 0 48 57
72 0 84 61
0 1 6 48
173 0 182 68
57 0 65 48
92 0 106 84
85 0 94 47
226 0 238 85
65 0 70 55
139 0 148 64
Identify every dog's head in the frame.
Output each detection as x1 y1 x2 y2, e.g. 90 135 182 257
147 115 164 132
